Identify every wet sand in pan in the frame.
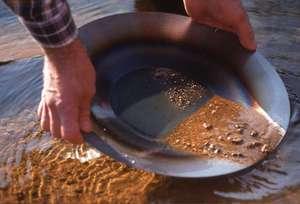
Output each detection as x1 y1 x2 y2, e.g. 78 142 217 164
166 95 284 164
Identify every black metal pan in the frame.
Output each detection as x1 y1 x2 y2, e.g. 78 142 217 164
79 12 290 178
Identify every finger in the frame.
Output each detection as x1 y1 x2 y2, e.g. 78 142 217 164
40 104 50 131
49 107 61 139
235 14 257 50
59 106 83 144
79 99 92 133
37 101 43 119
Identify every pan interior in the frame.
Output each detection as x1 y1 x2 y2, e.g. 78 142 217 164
100 43 253 139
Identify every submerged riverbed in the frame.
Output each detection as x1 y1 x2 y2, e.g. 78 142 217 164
0 0 300 203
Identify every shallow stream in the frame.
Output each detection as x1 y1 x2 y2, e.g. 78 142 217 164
0 0 300 203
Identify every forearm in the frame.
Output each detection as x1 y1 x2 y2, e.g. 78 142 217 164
43 38 90 75
4 1 95 144
3 0 78 48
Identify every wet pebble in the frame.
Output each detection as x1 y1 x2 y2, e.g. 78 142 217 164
231 152 244 157
203 141 209 147
202 149 208 154
217 136 224 141
234 123 246 129
231 137 243 145
208 144 215 150
247 142 262 149
261 144 270 153
236 128 244 134
234 124 241 129
203 122 213 130
214 149 221 154
75 188 83 194
66 179 77 185
250 130 258 137
226 136 232 141
78 173 88 180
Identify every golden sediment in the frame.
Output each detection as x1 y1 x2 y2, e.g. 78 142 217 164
166 96 284 164
152 68 283 164
152 68 207 110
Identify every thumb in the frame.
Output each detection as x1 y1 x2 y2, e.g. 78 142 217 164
79 99 93 133
236 18 257 51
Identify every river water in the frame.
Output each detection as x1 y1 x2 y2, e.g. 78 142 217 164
0 0 300 203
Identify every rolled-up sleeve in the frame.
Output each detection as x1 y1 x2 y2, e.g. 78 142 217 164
3 0 78 48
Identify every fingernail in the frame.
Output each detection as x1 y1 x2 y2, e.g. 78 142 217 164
248 41 257 51
241 38 257 51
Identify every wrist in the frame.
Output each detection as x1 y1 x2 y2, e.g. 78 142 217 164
42 38 90 74
43 37 84 59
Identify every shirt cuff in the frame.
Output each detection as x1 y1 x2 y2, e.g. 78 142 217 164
19 1 78 48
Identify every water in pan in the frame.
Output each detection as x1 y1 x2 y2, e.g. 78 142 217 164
0 0 300 203
111 66 284 165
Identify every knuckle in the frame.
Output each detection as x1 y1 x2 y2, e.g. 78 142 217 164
45 98 66 110
54 99 64 109
54 100 73 113
45 99 59 109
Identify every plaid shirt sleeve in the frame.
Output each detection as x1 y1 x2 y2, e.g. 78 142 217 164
3 0 78 48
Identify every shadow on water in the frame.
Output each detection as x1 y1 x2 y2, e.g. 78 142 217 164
0 0 300 203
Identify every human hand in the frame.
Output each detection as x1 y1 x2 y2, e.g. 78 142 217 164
38 38 96 144
183 0 256 50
